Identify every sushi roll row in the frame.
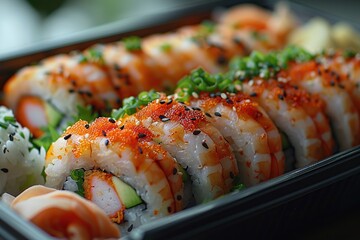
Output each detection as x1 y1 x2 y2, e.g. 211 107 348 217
43 46 360 235
3 3 296 138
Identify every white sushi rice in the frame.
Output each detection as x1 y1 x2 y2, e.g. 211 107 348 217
0 106 45 196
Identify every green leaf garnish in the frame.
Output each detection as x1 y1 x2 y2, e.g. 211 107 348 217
70 169 85 197
111 90 160 119
32 126 60 151
123 36 142 51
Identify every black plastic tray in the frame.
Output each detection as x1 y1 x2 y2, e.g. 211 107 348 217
1 0 360 239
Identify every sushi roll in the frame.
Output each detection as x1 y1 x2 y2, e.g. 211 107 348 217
175 69 284 185
242 79 335 169
45 117 184 233
9 185 120 240
4 51 121 138
0 106 45 196
285 53 360 150
217 3 297 52
114 91 239 202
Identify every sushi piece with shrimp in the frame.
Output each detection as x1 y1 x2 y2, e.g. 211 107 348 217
175 69 284 185
8 185 120 240
242 79 335 169
228 48 337 167
45 117 184 233
283 53 360 150
4 50 121 138
114 91 239 202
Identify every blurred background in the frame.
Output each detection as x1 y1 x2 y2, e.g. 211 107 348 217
0 0 359 57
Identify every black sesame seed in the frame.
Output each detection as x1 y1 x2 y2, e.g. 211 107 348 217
85 124 90 129
138 133 146 138
249 92 257 97
193 130 201 135
127 224 133 232
102 130 107 136
64 134 72 140
167 206 172 213
278 94 284 100
202 139 209 149
173 168 177 175
138 146 143 154
205 112 212 118
192 107 201 111
3 147 7 154
105 139 109 146
214 112 222 117
216 55 228 65
159 100 166 104
1 168 8 173
120 125 125 130
68 89 75 93
184 106 190 111
167 99 173 105
86 91 93 97
9 134 13 141
108 118 116 123
190 117 196 121
177 195 182 201
226 98 233 104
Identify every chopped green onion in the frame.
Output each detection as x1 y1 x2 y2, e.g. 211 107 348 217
160 43 172 52
123 36 142 51
111 90 160 119
176 68 237 102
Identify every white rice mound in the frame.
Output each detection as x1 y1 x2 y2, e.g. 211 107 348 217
0 106 45 196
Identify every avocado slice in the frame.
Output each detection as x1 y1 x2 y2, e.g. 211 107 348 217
112 176 142 209
44 102 63 127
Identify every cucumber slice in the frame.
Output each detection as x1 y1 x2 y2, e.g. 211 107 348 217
44 102 63 127
112 176 142 209
178 165 189 183
280 130 291 150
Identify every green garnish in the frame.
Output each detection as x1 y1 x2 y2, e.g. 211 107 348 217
277 45 314 68
190 20 216 44
229 46 314 81
160 43 172 52
111 90 160 119
41 166 46 183
70 169 85 197
4 116 16 123
66 105 99 127
79 47 104 64
123 36 142 51
0 122 8 129
231 175 246 192
32 126 60 151
176 68 241 102
343 49 356 58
